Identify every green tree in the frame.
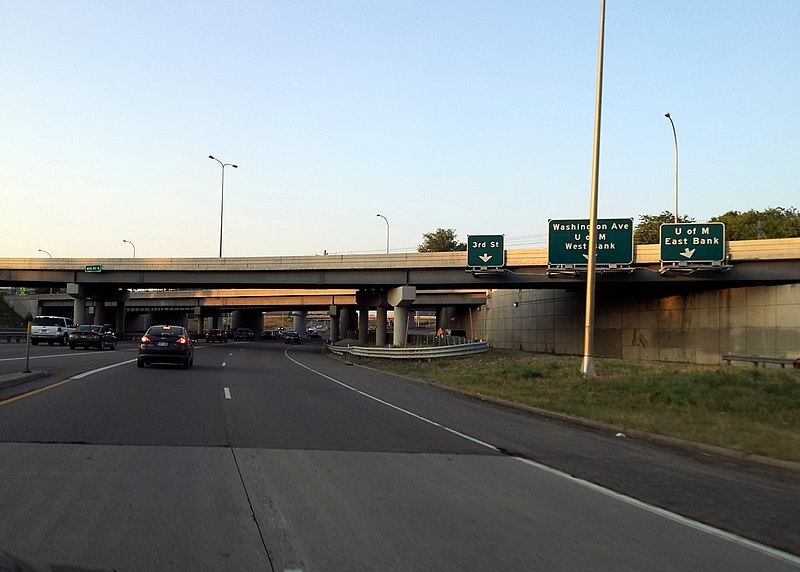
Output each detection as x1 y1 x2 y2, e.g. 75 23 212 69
634 211 695 244
710 207 800 240
418 228 467 252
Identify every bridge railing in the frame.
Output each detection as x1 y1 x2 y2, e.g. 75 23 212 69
326 339 488 360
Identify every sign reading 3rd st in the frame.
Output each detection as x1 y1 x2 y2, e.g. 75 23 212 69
660 222 725 263
467 235 505 268
548 218 634 265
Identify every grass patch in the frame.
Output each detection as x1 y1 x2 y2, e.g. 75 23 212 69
357 350 800 463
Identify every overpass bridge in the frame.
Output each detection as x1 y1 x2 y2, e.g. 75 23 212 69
2 238 799 351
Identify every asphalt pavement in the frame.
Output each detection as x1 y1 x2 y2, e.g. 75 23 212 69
0 340 797 571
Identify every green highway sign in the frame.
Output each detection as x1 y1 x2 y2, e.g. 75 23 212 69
548 218 634 265
467 234 505 268
660 222 725 263
85 265 103 273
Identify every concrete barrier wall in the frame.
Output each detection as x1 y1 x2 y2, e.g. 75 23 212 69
478 283 800 365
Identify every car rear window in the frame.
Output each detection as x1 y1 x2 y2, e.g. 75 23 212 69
147 326 185 336
33 317 63 326
76 325 102 332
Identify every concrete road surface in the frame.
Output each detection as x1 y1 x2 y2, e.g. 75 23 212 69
0 340 798 571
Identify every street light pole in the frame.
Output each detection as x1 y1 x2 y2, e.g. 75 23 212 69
122 239 136 258
376 214 389 254
664 112 679 223
37 249 52 258
209 155 238 258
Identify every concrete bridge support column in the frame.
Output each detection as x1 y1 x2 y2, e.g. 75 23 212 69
437 306 455 332
329 306 340 343
115 302 126 334
388 286 416 347
375 306 388 346
339 307 351 341
231 310 242 330
358 304 369 345
93 301 106 325
72 298 87 325
292 311 307 334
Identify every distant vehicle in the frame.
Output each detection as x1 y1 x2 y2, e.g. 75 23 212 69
205 329 227 343
260 330 278 340
308 330 321 339
30 315 77 346
233 327 254 341
138 325 194 368
68 324 117 350
284 331 301 345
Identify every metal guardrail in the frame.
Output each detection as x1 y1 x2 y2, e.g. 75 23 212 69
722 353 800 369
0 328 26 343
327 340 488 359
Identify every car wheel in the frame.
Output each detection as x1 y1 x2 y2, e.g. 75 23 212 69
182 358 190 369
61 336 68 345
48 341 54 346
137 358 145 368
69 344 76 350
32 340 39 346
110 341 116 350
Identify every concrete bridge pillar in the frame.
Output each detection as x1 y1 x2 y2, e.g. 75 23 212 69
358 303 369 345
375 306 388 346
329 305 340 343
231 310 242 329
93 302 106 325
388 286 416 347
73 297 87 325
339 307 351 340
115 302 126 334
292 311 307 334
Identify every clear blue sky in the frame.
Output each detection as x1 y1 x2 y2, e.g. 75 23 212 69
2 1 798 258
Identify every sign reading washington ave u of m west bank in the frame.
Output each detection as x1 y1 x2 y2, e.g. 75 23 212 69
548 218 634 265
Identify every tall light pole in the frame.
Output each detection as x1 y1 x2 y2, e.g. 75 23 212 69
122 239 136 258
581 0 606 378
37 249 52 258
664 112 679 223
209 155 238 257
376 214 389 254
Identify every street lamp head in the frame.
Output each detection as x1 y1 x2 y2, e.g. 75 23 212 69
664 112 671 118
208 155 215 160
232 164 238 168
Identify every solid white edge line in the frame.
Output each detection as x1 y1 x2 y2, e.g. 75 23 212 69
283 350 800 567
224 387 232 399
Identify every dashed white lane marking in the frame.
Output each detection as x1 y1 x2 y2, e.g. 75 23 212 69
283 350 800 568
224 387 231 399
222 362 226 367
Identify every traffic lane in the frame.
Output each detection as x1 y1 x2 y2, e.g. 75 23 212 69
211 343 497 455
289 349 800 556
239 448 799 571
0 345 229 447
0 340 140 379
0 442 271 571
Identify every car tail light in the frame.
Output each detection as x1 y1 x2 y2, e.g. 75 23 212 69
141 335 151 343
176 337 188 345
69 332 77 338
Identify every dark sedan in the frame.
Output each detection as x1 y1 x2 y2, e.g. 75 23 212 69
138 325 194 368
205 329 227 343
284 331 301 345
68 324 117 350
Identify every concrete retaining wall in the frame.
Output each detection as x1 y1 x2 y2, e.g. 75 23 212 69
477 284 800 365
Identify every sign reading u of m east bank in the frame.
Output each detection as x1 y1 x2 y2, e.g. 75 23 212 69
548 218 634 265
660 222 725 263
467 235 505 268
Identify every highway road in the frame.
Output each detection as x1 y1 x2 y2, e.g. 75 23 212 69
0 340 798 571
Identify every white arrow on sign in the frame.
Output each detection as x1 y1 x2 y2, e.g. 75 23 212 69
479 253 493 263
582 254 589 260
680 248 696 259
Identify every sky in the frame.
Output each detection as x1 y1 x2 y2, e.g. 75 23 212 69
2 0 798 259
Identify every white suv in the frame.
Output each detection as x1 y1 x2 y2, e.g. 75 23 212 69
31 315 77 346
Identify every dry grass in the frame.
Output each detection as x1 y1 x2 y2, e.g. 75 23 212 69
358 350 800 463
